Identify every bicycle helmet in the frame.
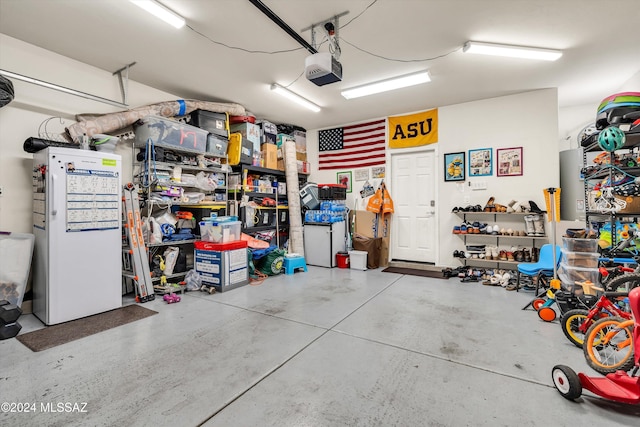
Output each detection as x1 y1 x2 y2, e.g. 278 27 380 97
598 126 626 152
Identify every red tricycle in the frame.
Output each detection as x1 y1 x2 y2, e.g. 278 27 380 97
551 286 640 404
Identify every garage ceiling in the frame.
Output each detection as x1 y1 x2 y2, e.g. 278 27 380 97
1 0 639 130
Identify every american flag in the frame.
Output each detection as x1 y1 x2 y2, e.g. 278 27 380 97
318 119 386 170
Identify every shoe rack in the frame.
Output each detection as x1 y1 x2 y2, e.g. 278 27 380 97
453 211 548 267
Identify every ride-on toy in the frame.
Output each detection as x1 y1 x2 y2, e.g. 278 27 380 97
552 286 640 404
163 293 181 304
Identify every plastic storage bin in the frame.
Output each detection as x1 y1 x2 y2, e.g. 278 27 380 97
318 184 347 200
189 109 229 138
199 220 241 243
557 263 600 290
560 249 600 268
134 115 208 153
348 250 368 271
206 133 229 158
562 237 599 253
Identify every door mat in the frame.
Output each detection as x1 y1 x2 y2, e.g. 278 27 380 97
382 267 447 279
17 304 157 352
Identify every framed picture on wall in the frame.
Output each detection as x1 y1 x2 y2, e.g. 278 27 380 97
444 152 465 182
354 168 369 181
468 148 492 177
497 147 523 177
337 171 353 193
371 166 385 179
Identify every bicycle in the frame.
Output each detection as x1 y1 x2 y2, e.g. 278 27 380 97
583 315 635 374
560 289 632 348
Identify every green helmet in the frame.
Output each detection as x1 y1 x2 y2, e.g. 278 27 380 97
598 126 626 152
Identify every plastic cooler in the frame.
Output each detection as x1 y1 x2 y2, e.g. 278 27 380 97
300 183 320 210
134 115 208 153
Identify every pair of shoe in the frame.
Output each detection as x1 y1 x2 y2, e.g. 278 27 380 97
529 200 546 214
452 205 483 213
453 250 466 258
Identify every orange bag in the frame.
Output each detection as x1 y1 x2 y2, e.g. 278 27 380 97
382 183 395 214
366 188 383 213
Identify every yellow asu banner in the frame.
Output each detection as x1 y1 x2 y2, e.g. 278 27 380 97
388 108 438 148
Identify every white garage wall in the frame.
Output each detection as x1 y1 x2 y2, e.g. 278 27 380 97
307 88 560 266
0 34 179 233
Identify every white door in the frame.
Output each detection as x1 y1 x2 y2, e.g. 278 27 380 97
390 150 436 263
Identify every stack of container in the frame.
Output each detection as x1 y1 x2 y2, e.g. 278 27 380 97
195 215 248 293
557 237 600 294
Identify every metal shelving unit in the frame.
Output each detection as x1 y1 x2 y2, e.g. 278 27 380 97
581 127 640 246
453 211 548 267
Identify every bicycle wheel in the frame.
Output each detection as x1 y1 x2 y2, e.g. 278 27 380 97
582 316 635 374
560 309 590 348
603 272 640 292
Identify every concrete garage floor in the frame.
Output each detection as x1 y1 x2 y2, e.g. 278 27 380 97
2 266 639 426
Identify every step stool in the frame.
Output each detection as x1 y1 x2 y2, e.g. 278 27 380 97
284 256 308 275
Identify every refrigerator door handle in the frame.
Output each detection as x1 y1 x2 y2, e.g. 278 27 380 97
51 173 57 216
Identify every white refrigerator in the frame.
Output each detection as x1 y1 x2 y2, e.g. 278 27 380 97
32 147 122 325
303 221 346 268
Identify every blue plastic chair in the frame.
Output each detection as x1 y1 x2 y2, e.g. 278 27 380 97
516 244 561 297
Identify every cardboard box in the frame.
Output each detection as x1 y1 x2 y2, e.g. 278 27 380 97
297 160 310 174
261 143 278 170
294 130 306 153
194 247 249 293
296 151 307 162
230 122 260 153
277 159 285 171
277 148 284 159
354 210 391 267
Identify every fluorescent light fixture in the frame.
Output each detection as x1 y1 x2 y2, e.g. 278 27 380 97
0 69 128 108
463 41 562 61
341 71 431 100
270 84 321 112
130 0 185 29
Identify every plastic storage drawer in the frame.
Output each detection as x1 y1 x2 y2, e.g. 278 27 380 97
560 250 600 268
134 115 207 153
189 109 229 138
557 263 600 289
562 237 599 253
